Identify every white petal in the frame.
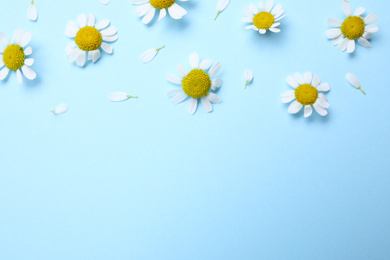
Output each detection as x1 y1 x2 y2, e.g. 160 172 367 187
189 52 199 69
313 102 328 116
326 28 342 39
75 50 86 67
52 104 68 115
167 74 181 84
142 7 156 24
354 7 365 16
24 58 34 66
167 88 183 97
87 13 96 27
363 32 373 39
20 32 32 47
172 92 188 104
187 98 198 115
132 0 149 4
248 2 258 14
27 3 38 21
265 0 274 12
288 101 303 114
281 90 295 103
327 18 341 27
304 105 312 118
108 92 130 102
338 38 349 52
347 39 355 53
168 3 187 19
211 78 223 89
341 0 352 16
176 64 188 77
0 32 8 46
100 42 113 54
100 26 117 36
12 28 24 45
311 75 321 87
269 27 281 33
365 24 379 33
317 96 330 109
199 59 212 70
317 83 330 92
245 69 254 82
346 73 360 88
259 29 267 34
201 96 212 113
271 4 282 16
89 49 101 63
21 65 36 80
303 72 312 84
159 8 167 20
65 41 76 55
364 13 378 24
206 93 221 103
65 21 79 38
242 7 254 18
358 37 371 48
77 14 87 28
332 35 345 46
102 35 118 42
286 76 299 88
217 0 230 12
208 62 221 77
294 73 304 85
0 67 9 80
100 0 110 4
0 57 3 68
95 19 110 30
140 49 157 63
135 4 152 17
242 17 252 23
16 69 22 84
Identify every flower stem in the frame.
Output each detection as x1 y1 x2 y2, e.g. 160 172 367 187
127 95 138 98
244 81 249 89
358 86 366 95
156 45 165 52
214 10 221 20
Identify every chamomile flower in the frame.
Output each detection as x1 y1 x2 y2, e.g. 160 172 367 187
0 28 36 84
281 72 330 117
65 13 118 67
242 0 285 34
167 53 222 115
132 0 188 25
326 0 378 53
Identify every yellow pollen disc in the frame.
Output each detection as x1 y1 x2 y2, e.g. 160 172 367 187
341 16 365 40
295 84 318 106
3 44 25 71
150 0 175 9
75 26 102 51
253 12 275 30
182 69 211 99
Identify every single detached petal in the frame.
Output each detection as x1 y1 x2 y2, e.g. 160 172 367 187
346 73 360 88
140 48 157 63
215 0 230 20
108 92 135 102
100 0 111 4
52 104 68 115
27 2 38 21
245 69 254 82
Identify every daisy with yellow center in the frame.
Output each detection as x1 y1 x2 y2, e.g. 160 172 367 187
65 13 118 67
167 53 222 115
242 0 285 34
326 0 378 53
281 72 330 117
0 28 36 84
132 0 187 24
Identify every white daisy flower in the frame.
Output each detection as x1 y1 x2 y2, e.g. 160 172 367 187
242 0 285 34
65 13 118 67
0 28 37 84
281 72 330 117
326 0 378 53
27 0 38 21
167 52 222 115
132 0 188 25
100 0 111 4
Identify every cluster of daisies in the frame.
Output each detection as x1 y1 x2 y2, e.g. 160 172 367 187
1 0 379 117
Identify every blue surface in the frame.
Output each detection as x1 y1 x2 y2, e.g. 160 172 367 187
1 0 390 259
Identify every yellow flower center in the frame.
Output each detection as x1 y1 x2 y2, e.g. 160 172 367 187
75 26 102 51
2 44 25 71
182 69 211 99
150 0 175 9
341 16 365 40
253 12 275 30
295 84 318 105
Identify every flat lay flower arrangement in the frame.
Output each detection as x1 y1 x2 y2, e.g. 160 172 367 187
0 0 379 117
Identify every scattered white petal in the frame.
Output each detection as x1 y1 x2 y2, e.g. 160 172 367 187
51 104 68 115
100 0 111 4
27 1 38 21
244 69 254 88
215 0 230 20
140 45 164 63
346 73 366 95
108 92 137 102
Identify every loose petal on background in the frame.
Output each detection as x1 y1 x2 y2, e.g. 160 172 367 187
214 0 230 20
51 104 68 115
245 69 254 88
108 92 137 102
346 73 366 95
27 1 38 21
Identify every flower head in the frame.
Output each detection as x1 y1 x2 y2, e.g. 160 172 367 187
0 29 36 84
167 53 222 115
281 72 330 117
132 0 187 24
242 0 285 34
65 13 118 67
326 0 378 53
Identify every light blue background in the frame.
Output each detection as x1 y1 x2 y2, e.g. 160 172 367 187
1 0 389 259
